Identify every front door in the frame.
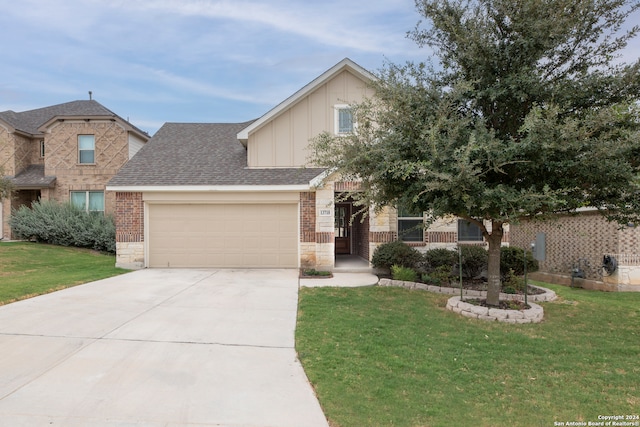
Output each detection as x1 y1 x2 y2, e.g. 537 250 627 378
335 203 351 254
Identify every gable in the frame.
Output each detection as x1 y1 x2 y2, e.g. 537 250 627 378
241 59 375 168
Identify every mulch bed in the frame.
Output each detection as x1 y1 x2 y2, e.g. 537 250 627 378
463 298 531 310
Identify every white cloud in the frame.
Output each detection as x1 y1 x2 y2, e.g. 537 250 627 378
96 0 419 54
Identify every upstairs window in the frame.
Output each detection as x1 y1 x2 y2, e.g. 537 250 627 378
398 206 424 242
458 219 484 241
40 140 45 158
78 135 95 164
71 191 104 213
334 105 354 135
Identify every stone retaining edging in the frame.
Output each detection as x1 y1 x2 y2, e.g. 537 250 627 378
377 278 557 302
378 278 556 323
446 296 544 323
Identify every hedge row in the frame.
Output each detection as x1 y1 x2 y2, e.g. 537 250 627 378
372 241 538 278
9 200 116 253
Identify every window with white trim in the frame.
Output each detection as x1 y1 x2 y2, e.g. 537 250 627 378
39 140 45 158
458 219 484 241
71 191 104 213
334 105 354 135
78 135 95 164
398 206 424 242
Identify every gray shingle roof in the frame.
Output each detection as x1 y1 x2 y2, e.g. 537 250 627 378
8 165 56 189
0 100 147 136
108 122 326 187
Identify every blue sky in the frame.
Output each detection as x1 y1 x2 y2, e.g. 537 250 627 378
1 0 638 136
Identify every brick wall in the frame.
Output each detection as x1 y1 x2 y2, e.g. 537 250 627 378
334 181 363 192
353 207 370 260
13 134 35 174
115 192 143 243
619 224 640 254
510 212 620 280
45 120 129 214
427 231 457 244
300 192 316 242
0 126 12 175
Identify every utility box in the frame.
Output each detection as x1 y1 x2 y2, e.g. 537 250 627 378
533 232 546 261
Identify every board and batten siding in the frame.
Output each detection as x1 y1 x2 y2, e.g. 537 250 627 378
247 70 373 168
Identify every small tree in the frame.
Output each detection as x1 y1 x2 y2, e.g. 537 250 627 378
311 0 640 306
0 167 13 201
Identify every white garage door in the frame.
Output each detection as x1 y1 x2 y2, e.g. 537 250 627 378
148 203 298 268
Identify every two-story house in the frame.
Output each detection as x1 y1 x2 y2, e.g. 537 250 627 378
0 100 149 239
108 58 499 270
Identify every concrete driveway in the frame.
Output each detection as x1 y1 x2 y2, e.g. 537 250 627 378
0 269 329 427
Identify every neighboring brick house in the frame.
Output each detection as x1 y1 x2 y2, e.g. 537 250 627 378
0 100 149 239
510 210 640 291
108 58 505 270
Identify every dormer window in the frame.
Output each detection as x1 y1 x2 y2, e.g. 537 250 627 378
334 105 354 135
78 135 95 164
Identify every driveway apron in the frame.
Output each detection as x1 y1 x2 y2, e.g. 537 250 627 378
0 269 329 427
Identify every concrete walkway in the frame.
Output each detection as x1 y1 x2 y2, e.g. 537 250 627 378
0 269 329 427
300 272 379 288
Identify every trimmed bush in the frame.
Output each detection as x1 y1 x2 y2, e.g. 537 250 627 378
391 264 418 282
422 265 454 286
500 246 539 276
10 200 116 253
459 245 488 278
371 241 423 270
424 248 457 270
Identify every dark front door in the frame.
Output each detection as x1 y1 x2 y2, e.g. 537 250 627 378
335 203 351 254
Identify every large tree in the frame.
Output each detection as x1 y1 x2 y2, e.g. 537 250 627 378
311 0 640 306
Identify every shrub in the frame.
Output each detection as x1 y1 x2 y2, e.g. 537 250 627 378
371 241 423 270
302 269 332 277
10 200 116 253
459 245 488 278
500 246 539 276
391 264 418 282
424 248 457 270
501 269 526 294
422 265 454 286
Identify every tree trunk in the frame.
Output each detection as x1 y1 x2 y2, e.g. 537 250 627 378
485 221 504 307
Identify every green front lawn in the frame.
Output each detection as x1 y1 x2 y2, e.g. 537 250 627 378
297 283 640 427
0 241 128 305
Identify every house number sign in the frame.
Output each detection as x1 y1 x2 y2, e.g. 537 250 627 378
319 209 331 216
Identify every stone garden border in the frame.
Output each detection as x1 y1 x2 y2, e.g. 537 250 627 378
378 278 557 323
446 296 544 323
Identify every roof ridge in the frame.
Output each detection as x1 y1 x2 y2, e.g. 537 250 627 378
0 99 148 137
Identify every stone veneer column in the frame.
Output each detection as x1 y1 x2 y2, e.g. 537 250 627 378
300 192 316 268
314 181 335 270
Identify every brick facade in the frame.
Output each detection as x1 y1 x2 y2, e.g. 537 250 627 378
426 231 457 244
353 208 370 260
114 192 144 269
300 192 315 243
334 181 363 192
370 231 397 243
45 121 130 214
510 211 640 290
115 192 144 243
2 112 146 240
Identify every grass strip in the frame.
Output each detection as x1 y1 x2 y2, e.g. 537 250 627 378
0 241 128 305
297 283 640 427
